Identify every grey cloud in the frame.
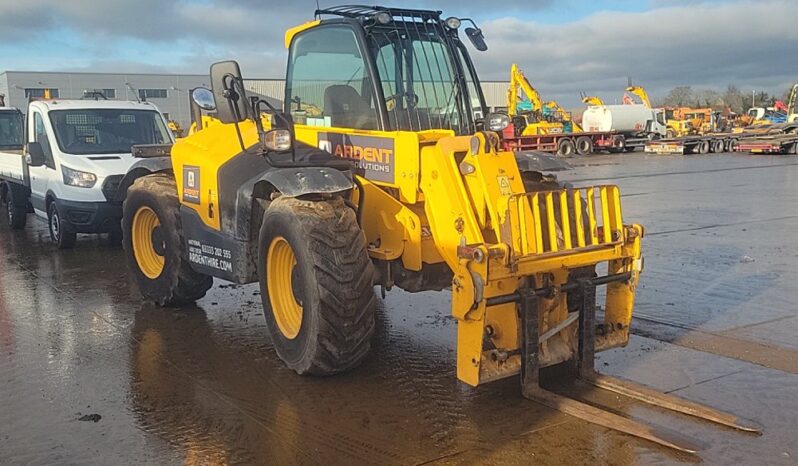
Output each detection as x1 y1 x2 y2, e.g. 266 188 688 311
475 0 798 106
3 0 793 109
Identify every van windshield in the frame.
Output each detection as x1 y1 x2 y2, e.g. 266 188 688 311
0 110 24 150
49 109 171 155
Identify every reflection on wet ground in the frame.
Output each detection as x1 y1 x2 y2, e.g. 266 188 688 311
1 153 796 464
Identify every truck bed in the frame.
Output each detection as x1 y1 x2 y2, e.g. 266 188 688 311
0 149 26 183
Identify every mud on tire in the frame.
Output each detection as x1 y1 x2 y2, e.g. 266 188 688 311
122 173 212 306
259 196 376 376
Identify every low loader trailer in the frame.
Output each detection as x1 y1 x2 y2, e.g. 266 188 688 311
502 128 647 157
734 133 798 155
645 134 737 155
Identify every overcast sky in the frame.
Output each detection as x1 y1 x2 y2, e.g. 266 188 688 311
1 0 795 107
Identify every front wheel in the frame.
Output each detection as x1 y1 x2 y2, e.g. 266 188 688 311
122 174 212 306
259 196 376 376
48 202 76 249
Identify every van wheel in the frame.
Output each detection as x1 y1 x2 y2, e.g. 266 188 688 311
48 202 76 249
123 174 212 306
259 196 376 375
4 187 27 230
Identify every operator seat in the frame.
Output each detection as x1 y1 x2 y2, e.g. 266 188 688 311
323 85 373 129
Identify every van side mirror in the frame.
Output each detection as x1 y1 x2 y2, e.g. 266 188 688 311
210 60 249 124
27 142 46 167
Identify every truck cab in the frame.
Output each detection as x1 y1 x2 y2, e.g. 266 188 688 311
0 99 173 247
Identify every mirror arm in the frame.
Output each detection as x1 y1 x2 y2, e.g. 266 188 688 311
221 73 246 152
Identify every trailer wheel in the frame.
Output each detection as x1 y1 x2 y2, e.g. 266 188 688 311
790 143 798 155
259 196 376 376
697 140 710 154
557 138 576 157
4 186 27 230
711 140 724 153
575 136 593 156
725 139 735 152
123 174 213 306
48 202 76 249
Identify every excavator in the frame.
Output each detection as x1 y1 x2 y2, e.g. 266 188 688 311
543 100 583 133
507 63 574 135
581 95 604 106
117 5 759 454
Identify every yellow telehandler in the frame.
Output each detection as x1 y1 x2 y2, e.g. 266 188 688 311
116 6 759 453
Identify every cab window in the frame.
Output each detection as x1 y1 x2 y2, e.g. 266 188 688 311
286 26 378 130
33 112 55 168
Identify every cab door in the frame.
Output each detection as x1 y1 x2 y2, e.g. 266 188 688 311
28 111 56 216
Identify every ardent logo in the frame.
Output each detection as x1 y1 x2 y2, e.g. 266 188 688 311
318 133 395 183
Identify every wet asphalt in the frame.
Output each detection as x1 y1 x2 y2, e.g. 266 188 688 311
1 152 797 465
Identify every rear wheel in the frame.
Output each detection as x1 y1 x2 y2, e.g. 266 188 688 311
697 140 710 154
711 140 724 153
557 138 576 157
48 202 76 249
123 174 212 306
575 136 593 156
259 196 376 376
4 186 27 230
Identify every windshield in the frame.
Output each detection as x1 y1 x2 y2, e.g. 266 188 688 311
367 21 483 134
48 109 171 155
0 110 24 150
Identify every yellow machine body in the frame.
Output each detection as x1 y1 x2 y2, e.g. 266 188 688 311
291 121 643 385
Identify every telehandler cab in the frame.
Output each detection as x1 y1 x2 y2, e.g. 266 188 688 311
117 5 759 453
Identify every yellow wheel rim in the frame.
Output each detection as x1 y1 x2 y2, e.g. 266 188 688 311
132 206 165 279
267 236 303 339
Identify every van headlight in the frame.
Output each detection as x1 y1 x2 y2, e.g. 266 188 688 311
62 166 97 188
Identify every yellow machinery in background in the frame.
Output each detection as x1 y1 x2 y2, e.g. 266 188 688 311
626 86 695 138
116 6 760 454
581 95 604 106
508 64 575 135
787 82 798 123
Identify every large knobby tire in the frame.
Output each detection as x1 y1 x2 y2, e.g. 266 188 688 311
575 136 593 156
123 174 212 306
4 186 27 230
557 138 576 157
259 196 376 376
48 202 76 249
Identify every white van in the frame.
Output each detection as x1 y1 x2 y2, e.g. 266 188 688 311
0 99 174 248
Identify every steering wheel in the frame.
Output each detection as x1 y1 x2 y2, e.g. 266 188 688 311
385 91 419 110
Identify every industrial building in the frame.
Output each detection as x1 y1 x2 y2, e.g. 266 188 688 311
0 70 509 127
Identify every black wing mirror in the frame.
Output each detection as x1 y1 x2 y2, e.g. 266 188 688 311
465 27 487 52
27 142 46 167
210 60 249 124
